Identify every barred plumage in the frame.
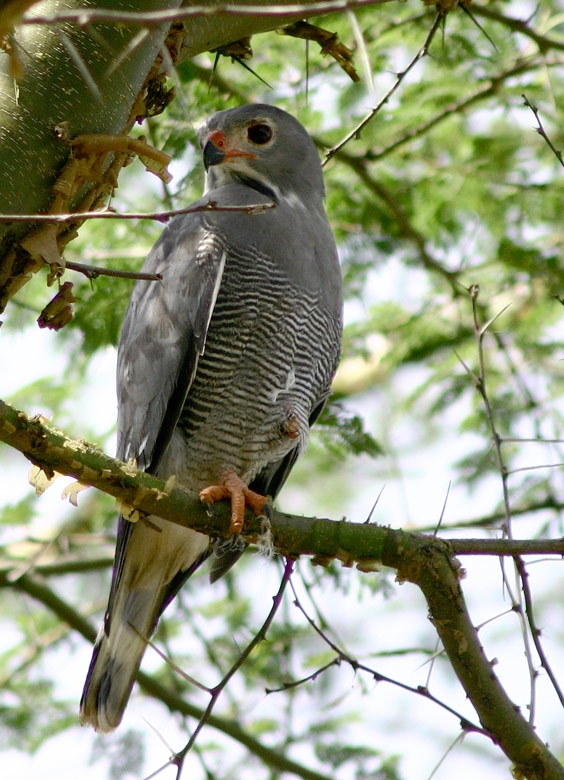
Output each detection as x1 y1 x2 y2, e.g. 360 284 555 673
176 228 340 488
80 104 342 733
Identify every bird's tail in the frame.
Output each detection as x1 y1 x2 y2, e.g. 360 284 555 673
80 518 209 732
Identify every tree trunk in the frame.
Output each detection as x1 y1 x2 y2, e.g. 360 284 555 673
0 0 355 315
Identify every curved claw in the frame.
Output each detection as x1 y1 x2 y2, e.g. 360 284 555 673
200 469 267 533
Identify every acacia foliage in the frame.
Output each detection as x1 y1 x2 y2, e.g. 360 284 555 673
1 3 564 779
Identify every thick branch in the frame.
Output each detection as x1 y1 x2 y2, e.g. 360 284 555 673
1 399 563 779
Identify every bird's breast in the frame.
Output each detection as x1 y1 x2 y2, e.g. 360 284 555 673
171 240 340 489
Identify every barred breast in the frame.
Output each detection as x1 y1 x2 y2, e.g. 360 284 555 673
173 233 341 491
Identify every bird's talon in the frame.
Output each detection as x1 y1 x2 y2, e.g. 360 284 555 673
199 485 230 504
229 515 244 534
201 471 267 535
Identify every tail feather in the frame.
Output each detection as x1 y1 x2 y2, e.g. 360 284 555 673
80 518 209 732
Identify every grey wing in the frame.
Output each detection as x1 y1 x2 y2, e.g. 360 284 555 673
116 216 226 472
109 215 226 612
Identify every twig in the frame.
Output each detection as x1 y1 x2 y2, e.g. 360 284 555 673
467 289 537 723
63 260 161 282
517 555 564 709
172 559 295 778
0 570 335 780
449 539 564 556
0 555 112 577
522 94 564 168
288 580 486 735
472 5 564 54
22 0 396 28
416 498 564 532
0 200 275 224
2 401 564 777
265 657 341 692
324 11 443 162
364 57 552 163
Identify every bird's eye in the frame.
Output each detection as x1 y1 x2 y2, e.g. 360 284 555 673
247 123 272 145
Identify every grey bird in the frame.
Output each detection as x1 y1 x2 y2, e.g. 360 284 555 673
79 103 342 733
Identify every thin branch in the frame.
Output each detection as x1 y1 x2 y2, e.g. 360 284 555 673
0 570 334 780
522 93 564 168
0 200 275 224
173 559 294 778
63 260 161 282
468 291 538 724
449 539 564 556
416 498 564 532
363 57 563 163
324 11 443 162
265 657 341 692
22 0 396 28
518 556 564 709
288 580 485 734
472 5 564 54
0 555 112 577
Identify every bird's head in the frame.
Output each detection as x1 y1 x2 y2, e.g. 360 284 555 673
197 104 325 204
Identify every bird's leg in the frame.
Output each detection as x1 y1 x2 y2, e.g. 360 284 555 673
199 469 267 533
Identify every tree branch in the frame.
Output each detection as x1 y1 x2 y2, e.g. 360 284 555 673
1 398 564 779
22 0 395 27
1 0 390 319
173 558 294 777
0 569 334 780
323 10 443 162
0 200 276 224
471 5 564 54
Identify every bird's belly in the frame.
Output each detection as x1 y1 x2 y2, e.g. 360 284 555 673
172 294 331 488
174 359 309 490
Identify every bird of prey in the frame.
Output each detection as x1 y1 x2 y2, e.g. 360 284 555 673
80 103 343 732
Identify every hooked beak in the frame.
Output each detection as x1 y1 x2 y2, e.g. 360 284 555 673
203 138 225 169
203 130 256 170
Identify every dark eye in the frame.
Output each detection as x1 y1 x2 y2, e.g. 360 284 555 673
247 123 272 144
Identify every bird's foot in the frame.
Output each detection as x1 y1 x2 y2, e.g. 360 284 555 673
199 470 267 533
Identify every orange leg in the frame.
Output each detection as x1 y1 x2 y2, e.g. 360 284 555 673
200 469 267 533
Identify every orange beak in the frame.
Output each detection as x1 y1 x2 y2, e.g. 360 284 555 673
203 130 256 169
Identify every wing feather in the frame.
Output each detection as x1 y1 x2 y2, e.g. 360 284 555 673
116 216 226 472
107 213 226 621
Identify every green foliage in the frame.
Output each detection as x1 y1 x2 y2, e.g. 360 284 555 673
0 495 35 527
2 1 564 779
89 730 145 780
315 741 401 780
316 402 383 459
0 678 75 753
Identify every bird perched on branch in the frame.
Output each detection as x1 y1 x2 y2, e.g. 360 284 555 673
80 103 343 732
